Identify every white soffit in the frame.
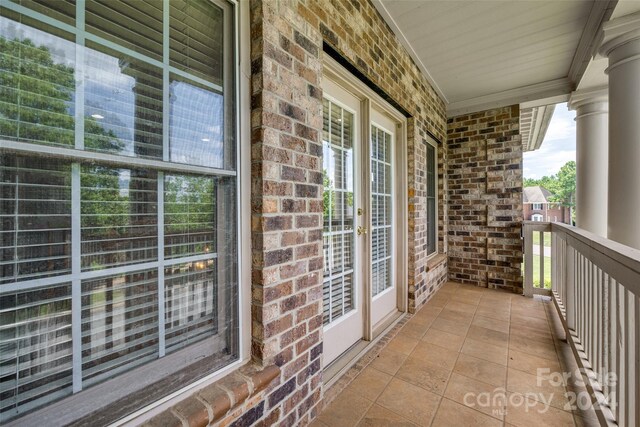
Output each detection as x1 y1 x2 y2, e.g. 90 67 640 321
373 0 614 117
520 104 555 152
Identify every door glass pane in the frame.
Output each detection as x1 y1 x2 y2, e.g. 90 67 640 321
322 100 355 325
371 126 393 297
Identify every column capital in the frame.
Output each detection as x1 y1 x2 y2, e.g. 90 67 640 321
599 12 640 58
568 87 608 113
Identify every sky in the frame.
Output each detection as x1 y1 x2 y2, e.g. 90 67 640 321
523 102 576 179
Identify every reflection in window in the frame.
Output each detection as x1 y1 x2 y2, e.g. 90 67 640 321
81 269 159 387
0 17 76 147
81 165 158 271
169 76 224 168
0 0 236 421
165 174 215 259
84 43 163 159
0 156 72 283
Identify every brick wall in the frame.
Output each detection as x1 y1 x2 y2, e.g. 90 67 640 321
447 106 523 293
248 0 449 424
145 0 450 424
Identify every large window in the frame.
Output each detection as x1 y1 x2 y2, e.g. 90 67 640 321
0 0 238 422
426 140 437 256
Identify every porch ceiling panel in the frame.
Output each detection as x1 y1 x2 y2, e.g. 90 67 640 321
375 0 613 116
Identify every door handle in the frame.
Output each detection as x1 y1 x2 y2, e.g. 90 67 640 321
357 226 367 236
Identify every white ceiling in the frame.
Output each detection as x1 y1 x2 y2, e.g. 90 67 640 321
374 0 617 116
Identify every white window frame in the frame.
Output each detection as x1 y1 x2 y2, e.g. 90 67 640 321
532 214 544 222
425 136 438 258
532 203 543 210
0 0 251 424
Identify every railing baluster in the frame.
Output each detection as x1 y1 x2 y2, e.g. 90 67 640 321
619 282 627 427
611 276 619 420
539 230 544 289
633 293 639 427
534 222 640 427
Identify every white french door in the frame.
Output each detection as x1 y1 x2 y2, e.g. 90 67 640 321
369 110 397 327
322 77 402 367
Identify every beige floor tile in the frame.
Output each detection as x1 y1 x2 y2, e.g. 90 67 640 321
387 334 420 355
414 305 443 319
511 313 549 329
344 367 393 402
467 325 509 348
309 418 329 427
427 295 450 308
430 316 471 338
444 372 506 420
376 378 441 427
461 337 508 366
454 353 507 388
509 324 553 343
399 321 429 340
472 314 510 333
317 389 373 427
507 348 561 376
451 294 482 306
445 300 478 314
356 404 417 427
370 348 409 375
504 393 574 427
438 307 474 323
511 306 547 320
432 398 502 427
422 327 465 351
509 335 558 361
410 341 459 370
476 306 511 322
395 355 452 395
507 368 570 411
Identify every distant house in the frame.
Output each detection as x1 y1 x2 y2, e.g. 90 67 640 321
523 186 571 223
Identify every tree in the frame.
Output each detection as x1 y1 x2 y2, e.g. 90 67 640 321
550 161 576 221
524 161 577 221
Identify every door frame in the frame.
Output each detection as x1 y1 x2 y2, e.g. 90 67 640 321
323 55 408 343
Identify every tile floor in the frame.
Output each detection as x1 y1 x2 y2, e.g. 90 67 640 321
312 282 600 427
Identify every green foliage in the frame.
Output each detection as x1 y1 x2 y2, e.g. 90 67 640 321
525 161 576 212
323 169 334 221
0 37 75 145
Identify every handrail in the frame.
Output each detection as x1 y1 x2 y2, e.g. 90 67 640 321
523 221 640 427
551 222 640 298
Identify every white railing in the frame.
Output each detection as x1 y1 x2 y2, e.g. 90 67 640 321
523 221 640 427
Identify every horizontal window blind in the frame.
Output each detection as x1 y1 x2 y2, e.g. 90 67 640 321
0 0 238 421
0 156 72 284
0 283 73 415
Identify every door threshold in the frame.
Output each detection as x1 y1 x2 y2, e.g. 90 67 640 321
323 311 405 388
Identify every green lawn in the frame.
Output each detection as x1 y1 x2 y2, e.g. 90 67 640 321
532 232 551 248
532 254 551 289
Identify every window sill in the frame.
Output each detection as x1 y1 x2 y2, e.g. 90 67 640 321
141 363 280 427
426 253 447 272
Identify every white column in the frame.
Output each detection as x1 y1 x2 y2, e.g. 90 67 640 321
568 88 608 237
600 14 640 249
